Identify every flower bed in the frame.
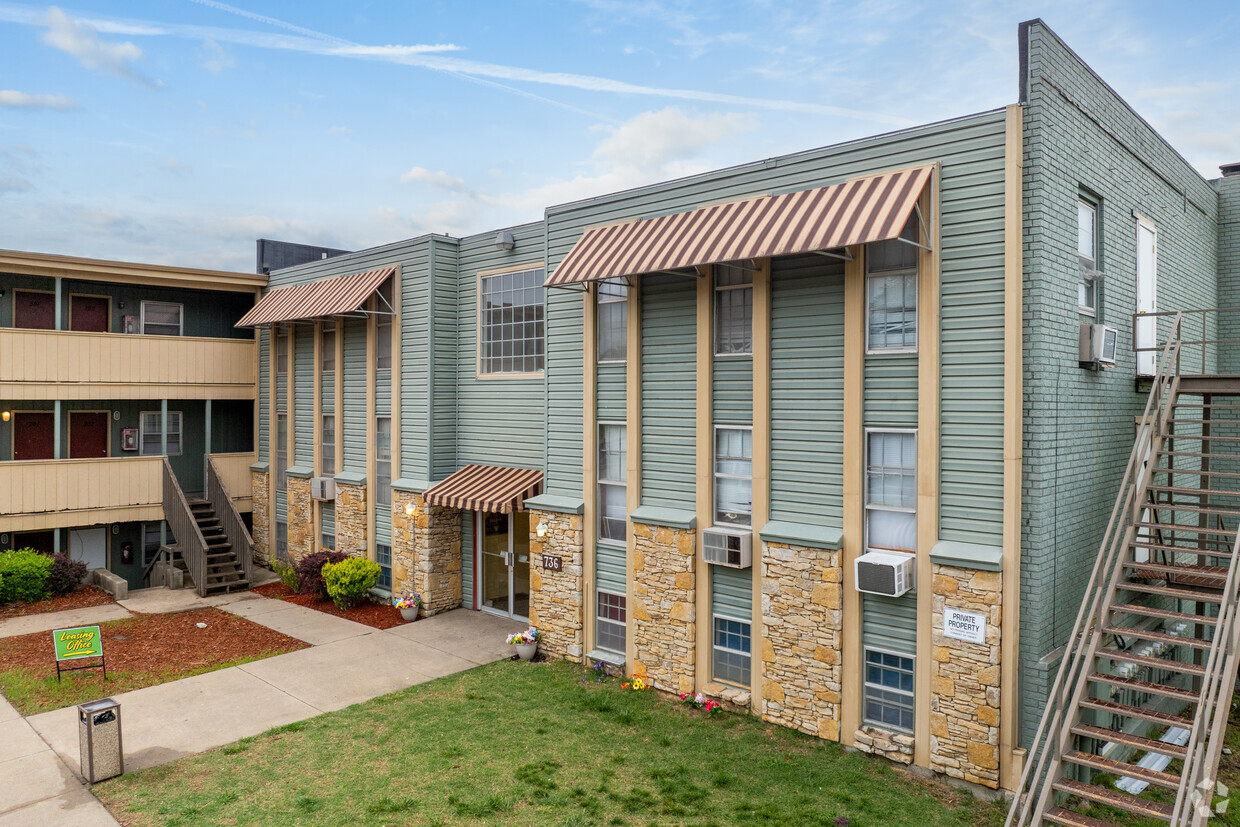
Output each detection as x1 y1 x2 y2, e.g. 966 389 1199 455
252 582 410 630
0 585 116 621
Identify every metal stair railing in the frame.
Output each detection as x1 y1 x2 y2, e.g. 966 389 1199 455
1006 312 1184 826
207 455 253 584
161 458 209 597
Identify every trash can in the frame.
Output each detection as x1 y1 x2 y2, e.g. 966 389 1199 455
78 698 123 783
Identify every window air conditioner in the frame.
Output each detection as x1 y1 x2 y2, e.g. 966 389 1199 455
702 526 753 569
310 477 336 501
854 551 914 597
1078 323 1118 367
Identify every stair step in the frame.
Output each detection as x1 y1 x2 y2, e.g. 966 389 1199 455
1161 432 1240 442
1131 541 1234 557
1112 602 1218 626
1096 648 1207 677
1118 581 1225 603
1166 417 1240 425
1051 778 1174 820
1087 672 1200 704
1044 807 1124 827
1102 625 1214 650
1061 750 1182 790
1173 402 1240 408
1079 696 1195 728
203 579 249 594
1154 466 1240 479
1071 723 1189 758
1125 562 1229 588
1145 502 1240 516
1148 483 1240 498
1134 521 1236 535
1161 450 1240 462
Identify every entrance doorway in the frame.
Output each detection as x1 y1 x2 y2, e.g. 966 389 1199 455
12 411 54 460
69 527 107 570
477 511 530 621
13 531 54 554
69 411 110 458
13 290 55 329
69 295 110 332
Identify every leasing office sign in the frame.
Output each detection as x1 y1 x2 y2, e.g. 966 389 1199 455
942 609 986 644
54 625 103 660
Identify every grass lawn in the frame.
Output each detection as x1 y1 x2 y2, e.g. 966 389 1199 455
96 659 1008 827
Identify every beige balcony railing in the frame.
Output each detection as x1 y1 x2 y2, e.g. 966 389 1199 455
0 456 164 532
207 452 256 512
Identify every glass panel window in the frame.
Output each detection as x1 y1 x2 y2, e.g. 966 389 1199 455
321 321 336 373
714 264 753 355
865 431 916 553
321 415 335 476
275 326 289 375
376 280 393 370
375 416 392 504
596 591 626 654
139 411 182 456
321 533 335 551
1078 198 1098 313
376 543 392 591
714 427 753 526
142 522 171 566
141 301 182 336
480 267 545 374
712 615 751 686
275 521 288 564
276 414 288 491
866 217 918 352
597 280 628 362
598 424 627 543
864 649 915 732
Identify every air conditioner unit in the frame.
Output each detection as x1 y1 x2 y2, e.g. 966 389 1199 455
1079 323 1118 367
702 526 753 569
854 551 915 597
310 477 336 501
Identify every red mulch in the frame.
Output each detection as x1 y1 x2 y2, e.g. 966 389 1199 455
0 585 116 620
252 582 413 630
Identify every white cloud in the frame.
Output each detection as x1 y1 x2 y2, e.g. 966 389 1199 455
594 107 752 170
399 166 470 193
329 125 351 135
153 156 186 174
0 175 32 192
0 89 78 109
199 37 235 72
42 6 155 87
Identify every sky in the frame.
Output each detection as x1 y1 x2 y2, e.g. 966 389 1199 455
1 1 1238 272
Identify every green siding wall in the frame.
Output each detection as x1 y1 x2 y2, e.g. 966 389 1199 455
342 318 366 473
596 540 626 595
258 327 269 459
461 510 474 609
712 356 752 426
710 564 752 619
861 593 917 657
321 502 335 539
432 239 460 480
640 274 696 510
597 363 625 424
293 329 313 466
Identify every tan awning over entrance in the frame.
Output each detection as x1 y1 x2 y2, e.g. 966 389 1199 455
236 266 395 327
544 164 933 288
422 465 543 514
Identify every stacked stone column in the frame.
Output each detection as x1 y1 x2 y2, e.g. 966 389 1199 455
390 489 416 599
631 521 696 695
335 482 368 557
251 470 270 565
528 509 583 661
285 476 313 562
413 496 462 615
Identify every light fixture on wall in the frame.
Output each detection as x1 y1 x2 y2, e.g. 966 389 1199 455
405 500 417 517
1 411 9 422
112 524 120 535
117 300 125 309
494 231 516 252
536 521 548 539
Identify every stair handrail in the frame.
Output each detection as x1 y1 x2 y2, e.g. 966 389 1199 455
206 455 253 584
1007 312 1184 826
161 458 210 597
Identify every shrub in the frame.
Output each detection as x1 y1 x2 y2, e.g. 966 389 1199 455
322 556 381 610
43 553 88 597
273 560 299 592
294 551 348 599
0 549 54 604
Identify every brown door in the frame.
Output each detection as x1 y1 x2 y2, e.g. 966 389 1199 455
69 411 109 458
12 531 54 554
12 412 54 460
70 295 109 332
13 290 55 329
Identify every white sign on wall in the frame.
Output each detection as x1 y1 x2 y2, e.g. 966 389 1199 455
943 608 987 644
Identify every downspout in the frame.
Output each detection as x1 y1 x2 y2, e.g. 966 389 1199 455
543 218 551 483
426 238 436 480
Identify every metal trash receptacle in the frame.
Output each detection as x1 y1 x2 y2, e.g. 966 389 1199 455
78 698 123 783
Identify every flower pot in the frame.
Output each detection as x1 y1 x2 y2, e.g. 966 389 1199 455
400 607 419 621
515 642 537 661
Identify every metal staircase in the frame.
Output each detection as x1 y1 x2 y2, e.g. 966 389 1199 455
1009 311 1240 827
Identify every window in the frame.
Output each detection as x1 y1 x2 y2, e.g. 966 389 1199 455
321 533 335 551
275 325 289 375
866 216 919 352
713 615 752 685
598 424 627 543
865 430 916 553
1078 197 1098 314
139 411 182 456
140 301 182 336
479 267 545 374
597 280 628 362
714 427 753 526
142 522 171 566
375 416 392 504
714 264 753 355
596 591 627 654
321 414 335 476
864 649 915 732
275 521 288 564
321 321 336 373
376 281 393 370
276 414 288 491
376 543 392 591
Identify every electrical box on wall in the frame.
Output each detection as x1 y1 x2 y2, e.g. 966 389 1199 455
1078 323 1118 368
121 428 137 451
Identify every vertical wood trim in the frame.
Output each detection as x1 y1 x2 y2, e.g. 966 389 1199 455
751 257 771 709
252 289 260 480
582 284 598 654
366 297 376 562
268 323 276 543
695 267 713 689
841 247 865 744
312 320 321 543
287 326 295 463
624 279 642 672
1001 103 1025 789
392 266 402 484
914 165 942 768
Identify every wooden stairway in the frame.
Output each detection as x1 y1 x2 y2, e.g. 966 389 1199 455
186 499 249 594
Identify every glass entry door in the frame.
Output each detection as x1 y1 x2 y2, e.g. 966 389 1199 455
478 511 531 621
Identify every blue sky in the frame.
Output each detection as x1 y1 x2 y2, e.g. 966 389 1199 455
1 1 1238 271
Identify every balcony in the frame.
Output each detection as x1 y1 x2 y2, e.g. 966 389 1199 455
207 452 257 513
0 328 257 400
0 456 164 532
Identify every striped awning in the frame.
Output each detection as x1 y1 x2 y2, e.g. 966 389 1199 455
422 465 543 514
545 164 933 288
236 266 395 327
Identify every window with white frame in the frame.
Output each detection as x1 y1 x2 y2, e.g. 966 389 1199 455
139 410 182 456
275 414 288 491
864 648 915 732
714 264 753 355
713 615 752 685
321 414 335 476
321 321 336 373
275 325 289 375
866 216 919 352
1078 197 1098 314
376 280 393 370
479 267 545 374
597 279 628 362
140 301 183 336
598 424 627 543
865 430 916 553
275 520 288 564
376 543 392 591
596 591 626 654
375 416 392 504
714 427 753 526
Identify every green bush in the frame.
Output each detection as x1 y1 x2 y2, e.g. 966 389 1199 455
273 560 299 592
0 549 54 604
321 556 381 610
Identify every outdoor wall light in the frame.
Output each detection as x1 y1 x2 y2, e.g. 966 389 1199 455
1 411 9 422
405 500 416 517
494 230 516 252
536 521 548 538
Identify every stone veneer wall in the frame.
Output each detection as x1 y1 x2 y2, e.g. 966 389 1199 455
286 476 313 563
391 489 415 600
760 541 842 741
631 521 696 695
930 564 1002 788
251 471 269 566
853 726 915 764
528 509 583 662
413 495 462 616
335 482 367 557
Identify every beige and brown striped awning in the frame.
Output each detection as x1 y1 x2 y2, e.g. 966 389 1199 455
422 465 543 514
544 164 933 288
236 266 395 327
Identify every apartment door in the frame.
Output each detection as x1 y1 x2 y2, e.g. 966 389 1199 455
1135 218 1158 376
69 411 109 458
69 527 107 570
477 511 531 620
13 531 54 554
12 412 54 460
13 290 55 329
69 295 109 332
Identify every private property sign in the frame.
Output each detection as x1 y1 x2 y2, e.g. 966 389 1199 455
54 625 103 660
942 609 986 644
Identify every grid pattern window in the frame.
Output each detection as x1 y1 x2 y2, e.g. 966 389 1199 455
1078 197 1098 314
275 326 289 375
275 414 288 491
321 415 335 476
596 280 628 362
480 267 545 374
139 411 182 456
714 264 753 355
376 280 394 370
866 217 919 352
714 427 753 526
321 321 336 373
864 649 915 732
142 522 171 566
321 533 335 551
712 615 752 686
375 416 392 504
376 543 392 591
598 424 627 543
141 301 182 336
596 591 626 654
275 521 288 564
866 431 916 553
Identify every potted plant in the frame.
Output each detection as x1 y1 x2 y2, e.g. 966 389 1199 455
393 593 423 621
506 627 540 660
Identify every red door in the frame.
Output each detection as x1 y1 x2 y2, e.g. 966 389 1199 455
13 290 55 330
69 411 109 458
12 412 54 460
12 531 54 554
70 295 109 332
